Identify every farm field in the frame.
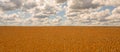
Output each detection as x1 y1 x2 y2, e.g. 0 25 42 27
0 26 120 52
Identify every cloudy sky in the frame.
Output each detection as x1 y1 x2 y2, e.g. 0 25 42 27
0 0 120 26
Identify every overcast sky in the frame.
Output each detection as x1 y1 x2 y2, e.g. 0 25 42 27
0 0 120 26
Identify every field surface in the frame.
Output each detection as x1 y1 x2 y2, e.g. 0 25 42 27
0 26 120 52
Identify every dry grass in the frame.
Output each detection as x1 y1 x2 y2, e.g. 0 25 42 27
0 26 120 52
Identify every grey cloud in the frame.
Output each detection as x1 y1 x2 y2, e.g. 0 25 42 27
0 1 16 11
55 0 67 3
10 0 23 7
68 0 99 9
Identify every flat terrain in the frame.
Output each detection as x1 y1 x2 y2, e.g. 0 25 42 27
0 26 120 52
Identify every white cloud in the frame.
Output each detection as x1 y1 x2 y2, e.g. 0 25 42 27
0 14 22 25
105 7 120 24
0 0 120 26
64 0 120 26
0 10 4 14
51 16 62 25
93 0 120 6
23 1 37 9
112 6 120 14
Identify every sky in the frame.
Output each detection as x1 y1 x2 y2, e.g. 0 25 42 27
0 0 120 26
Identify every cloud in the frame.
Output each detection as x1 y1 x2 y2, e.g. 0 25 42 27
10 0 23 7
105 7 120 25
64 0 120 26
0 0 120 26
65 8 114 25
23 14 50 26
112 6 120 14
23 1 37 9
0 10 4 14
23 15 63 26
93 0 120 6
0 0 16 11
0 14 22 25
55 0 67 3
67 0 99 9
51 16 62 25
33 13 49 18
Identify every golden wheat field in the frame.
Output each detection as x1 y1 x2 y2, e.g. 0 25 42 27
0 26 120 52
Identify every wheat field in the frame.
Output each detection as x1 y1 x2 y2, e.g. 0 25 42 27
0 26 120 52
